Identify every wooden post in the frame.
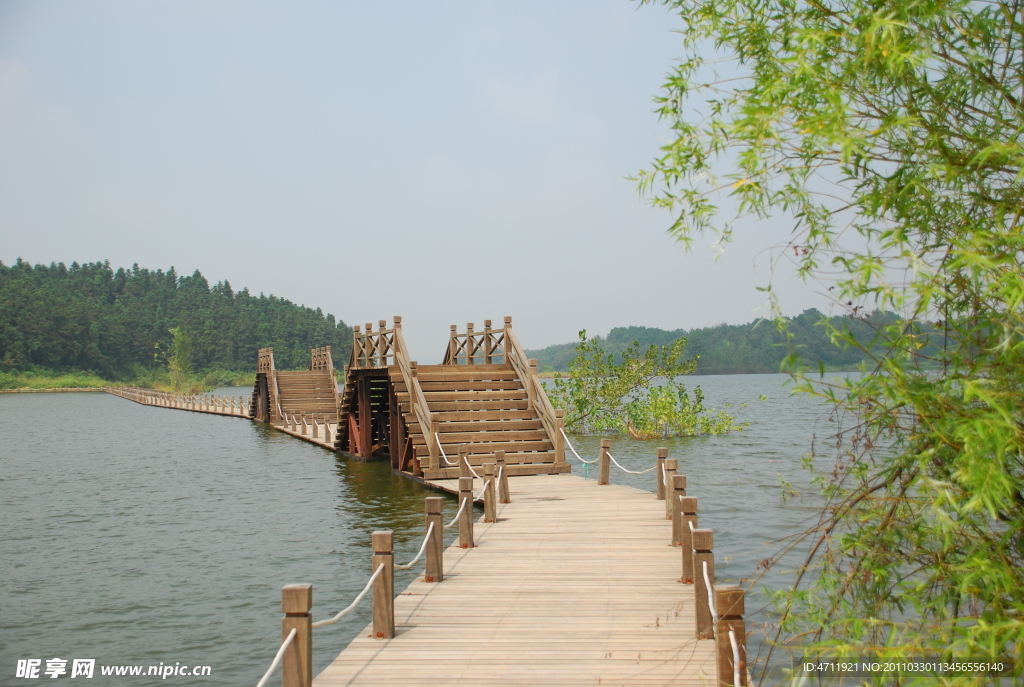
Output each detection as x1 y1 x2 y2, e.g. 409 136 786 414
655 447 668 500
553 409 566 465
715 585 747 686
693 528 715 640
458 477 474 548
429 421 441 472
357 376 372 459
377 320 387 365
664 459 678 519
424 497 443 583
671 474 687 547
466 323 476 364
680 496 699 584
312 416 319 439
597 439 611 485
483 320 493 363
459 445 470 478
483 463 496 523
448 325 458 363
371 531 394 639
495 451 510 503
280 584 312 687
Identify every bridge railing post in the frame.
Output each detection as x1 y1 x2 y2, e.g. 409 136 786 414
459 445 470 478
484 463 496 523
371 531 395 639
671 474 687 547
693 528 715 640
483 320 493 363
597 439 611 485
554 410 566 465
425 497 443 583
656 447 668 500
458 477 474 548
495 451 510 504
680 496 698 584
663 458 678 519
280 584 312 687
715 585 746 686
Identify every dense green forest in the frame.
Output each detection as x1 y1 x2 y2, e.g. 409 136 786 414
0 259 351 383
526 309 942 374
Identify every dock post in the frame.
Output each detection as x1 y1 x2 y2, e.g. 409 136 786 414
671 474 687 546
597 439 611 485
656 447 668 500
484 463 496 523
554 410 566 465
715 585 747 686
280 584 312 687
458 477 474 548
371 531 395 639
495 450 510 503
424 497 443 583
459 445 470 478
693 528 715 639
680 496 699 583
663 459 678 519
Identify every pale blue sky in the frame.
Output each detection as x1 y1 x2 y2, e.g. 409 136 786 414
0 0 828 358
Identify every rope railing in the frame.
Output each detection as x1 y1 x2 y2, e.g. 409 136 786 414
395 522 434 570
607 451 658 475
255 627 296 687
729 629 741 687
560 428 597 464
311 563 385 628
436 435 459 466
445 497 468 529
703 560 717 619
474 478 489 501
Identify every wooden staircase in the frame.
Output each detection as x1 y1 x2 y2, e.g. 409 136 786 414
252 346 340 427
338 317 569 479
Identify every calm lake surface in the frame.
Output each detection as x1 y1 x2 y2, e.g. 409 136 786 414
1 375 840 684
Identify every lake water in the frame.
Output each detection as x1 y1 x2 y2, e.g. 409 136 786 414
1 375 839 684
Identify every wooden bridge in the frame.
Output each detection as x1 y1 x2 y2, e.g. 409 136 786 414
106 317 748 687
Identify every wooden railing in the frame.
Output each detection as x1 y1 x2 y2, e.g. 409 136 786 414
257 347 284 422
500 316 565 464
107 387 251 417
309 346 333 373
351 321 396 369
443 320 507 365
390 317 439 469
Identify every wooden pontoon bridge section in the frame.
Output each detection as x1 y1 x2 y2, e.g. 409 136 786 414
337 317 570 480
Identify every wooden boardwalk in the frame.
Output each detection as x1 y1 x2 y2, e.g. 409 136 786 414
313 474 718 686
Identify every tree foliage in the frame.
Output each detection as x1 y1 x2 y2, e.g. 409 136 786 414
0 259 351 379
527 309 939 374
639 0 1024 678
547 330 739 438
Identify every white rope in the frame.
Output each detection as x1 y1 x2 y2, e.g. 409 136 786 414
607 451 658 475
474 477 490 501
560 428 597 463
729 629 741 686
445 497 468 528
395 522 434 570
436 434 459 466
311 563 385 628
703 560 717 619
496 464 504 490
255 627 296 687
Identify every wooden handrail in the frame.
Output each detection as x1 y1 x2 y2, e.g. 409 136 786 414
443 320 507 365
502 317 562 461
391 318 439 468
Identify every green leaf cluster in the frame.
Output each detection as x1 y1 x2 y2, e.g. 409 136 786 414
639 0 1024 677
547 330 740 438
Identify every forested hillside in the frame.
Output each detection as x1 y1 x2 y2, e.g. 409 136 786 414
526 309 942 374
0 259 351 380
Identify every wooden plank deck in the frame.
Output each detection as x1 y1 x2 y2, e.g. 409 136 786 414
314 474 717 686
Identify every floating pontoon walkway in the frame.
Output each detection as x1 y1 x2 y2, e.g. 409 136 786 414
313 474 718 686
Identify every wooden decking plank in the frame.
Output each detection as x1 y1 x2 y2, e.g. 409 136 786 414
313 475 717 687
